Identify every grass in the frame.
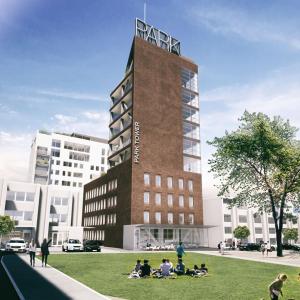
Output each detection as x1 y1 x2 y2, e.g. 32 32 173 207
48 252 300 300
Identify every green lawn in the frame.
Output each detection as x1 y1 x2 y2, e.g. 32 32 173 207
48 252 300 300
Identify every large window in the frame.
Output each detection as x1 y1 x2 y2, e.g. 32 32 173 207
182 106 199 124
189 196 194 208
178 178 184 190
188 214 194 225
143 192 150 205
255 227 262 234
224 214 231 222
52 139 61 148
183 122 200 140
184 156 201 173
181 68 198 92
239 215 248 223
183 139 200 156
182 89 199 108
188 180 193 192
225 227 232 234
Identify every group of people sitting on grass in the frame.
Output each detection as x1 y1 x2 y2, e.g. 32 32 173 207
128 258 208 279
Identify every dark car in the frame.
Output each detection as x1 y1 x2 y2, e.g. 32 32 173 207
83 240 102 252
238 243 260 251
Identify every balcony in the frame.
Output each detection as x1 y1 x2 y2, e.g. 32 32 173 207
36 159 49 168
35 169 48 177
110 73 133 107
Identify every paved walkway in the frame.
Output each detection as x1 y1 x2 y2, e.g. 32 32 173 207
2 254 111 300
194 249 300 267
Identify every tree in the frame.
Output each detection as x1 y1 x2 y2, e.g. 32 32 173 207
208 111 300 257
233 226 250 242
0 215 15 245
283 228 298 243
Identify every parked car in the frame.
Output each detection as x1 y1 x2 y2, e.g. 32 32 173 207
83 240 102 252
62 239 84 252
6 238 27 253
238 243 260 251
291 244 300 251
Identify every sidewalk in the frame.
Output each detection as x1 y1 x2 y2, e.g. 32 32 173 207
195 249 300 267
3 254 111 300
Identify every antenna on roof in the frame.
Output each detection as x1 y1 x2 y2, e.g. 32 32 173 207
143 1 147 23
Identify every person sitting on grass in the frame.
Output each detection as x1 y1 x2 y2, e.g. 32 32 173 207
166 258 173 272
134 259 142 272
174 258 185 275
268 273 287 300
140 259 152 278
199 263 208 274
160 258 171 277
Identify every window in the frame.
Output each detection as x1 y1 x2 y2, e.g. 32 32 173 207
155 193 161 206
184 157 201 173
255 227 262 234
16 192 25 201
268 217 275 224
60 214 67 223
55 180 59 185
254 214 262 223
63 161 72 167
239 215 247 223
179 195 184 208
24 211 33 221
224 214 231 222
155 175 161 187
168 213 173 224
144 211 149 224
155 212 161 224
179 213 184 225
96 166 99 171
223 198 231 204
62 181 71 186
90 165 94 170
74 163 78 168
101 157 105 164
188 180 193 192
144 192 150 205
178 179 184 190
68 171 71 177
52 139 61 148
56 160 60 165
167 194 173 207
183 139 200 156
102 148 105 156
73 172 83 178
144 173 150 185
167 177 173 189
270 238 276 244
55 170 59 175
80 164 83 169
188 214 194 224
269 228 276 234
164 229 173 240
26 193 35 202
6 191 15 201
189 196 194 208
181 68 198 92
51 149 60 157
225 227 232 234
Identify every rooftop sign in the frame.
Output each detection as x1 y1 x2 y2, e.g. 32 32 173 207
135 18 181 56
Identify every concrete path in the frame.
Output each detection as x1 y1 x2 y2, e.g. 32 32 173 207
194 249 300 267
2 254 111 300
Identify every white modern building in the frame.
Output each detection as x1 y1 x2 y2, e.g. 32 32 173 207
28 130 108 187
0 179 83 246
222 198 300 245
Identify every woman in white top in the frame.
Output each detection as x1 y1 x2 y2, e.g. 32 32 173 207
29 240 36 267
266 241 271 256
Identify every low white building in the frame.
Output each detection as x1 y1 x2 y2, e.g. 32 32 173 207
0 179 83 246
222 198 300 245
28 130 109 187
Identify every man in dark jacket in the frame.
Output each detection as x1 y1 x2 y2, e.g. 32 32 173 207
41 239 51 267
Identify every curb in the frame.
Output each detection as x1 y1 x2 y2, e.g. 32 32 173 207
1 256 26 300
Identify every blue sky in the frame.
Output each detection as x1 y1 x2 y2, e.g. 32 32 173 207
1 0 300 191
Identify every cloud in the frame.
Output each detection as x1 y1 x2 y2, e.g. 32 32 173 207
0 131 32 181
189 4 300 50
37 89 105 102
49 110 109 139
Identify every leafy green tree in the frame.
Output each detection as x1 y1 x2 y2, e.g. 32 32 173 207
283 228 298 243
233 226 250 242
208 111 300 257
0 215 15 245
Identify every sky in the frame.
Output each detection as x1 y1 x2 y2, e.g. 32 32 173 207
1 0 300 197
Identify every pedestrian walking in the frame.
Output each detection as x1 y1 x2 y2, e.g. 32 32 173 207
28 240 36 267
41 238 52 267
260 242 266 257
268 273 287 300
176 241 185 258
266 241 271 256
220 241 225 255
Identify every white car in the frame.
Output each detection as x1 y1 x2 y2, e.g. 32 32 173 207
62 239 84 252
6 238 27 253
